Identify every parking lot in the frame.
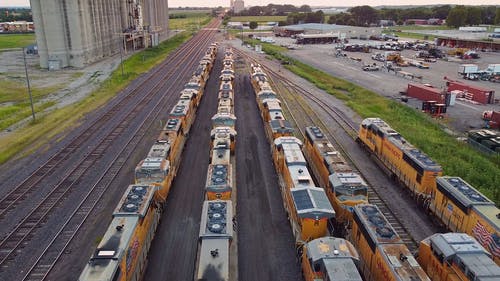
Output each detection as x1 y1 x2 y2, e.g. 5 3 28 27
269 36 500 133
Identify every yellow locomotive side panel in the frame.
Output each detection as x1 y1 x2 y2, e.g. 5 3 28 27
350 220 377 281
301 218 329 241
301 253 316 281
468 207 500 265
124 204 159 280
358 125 376 152
303 139 330 191
430 187 468 232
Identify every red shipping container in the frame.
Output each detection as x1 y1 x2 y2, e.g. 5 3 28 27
445 78 495 104
491 111 500 124
407 83 447 104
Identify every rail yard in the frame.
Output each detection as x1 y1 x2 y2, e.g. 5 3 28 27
0 16 499 281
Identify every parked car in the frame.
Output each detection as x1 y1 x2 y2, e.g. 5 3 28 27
362 63 379 71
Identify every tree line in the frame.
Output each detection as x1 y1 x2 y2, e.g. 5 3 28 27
0 8 32 22
233 5 500 28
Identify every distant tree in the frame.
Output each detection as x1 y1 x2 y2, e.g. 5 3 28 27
495 7 500 24
466 7 482 25
447 6 467 28
299 5 312 12
431 5 451 19
481 6 497 24
278 21 287 26
249 21 258 30
349 6 378 26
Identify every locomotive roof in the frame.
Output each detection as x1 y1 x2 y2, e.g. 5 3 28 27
205 164 232 193
354 204 430 281
211 126 237 139
196 239 230 281
135 157 169 172
306 126 352 174
354 204 401 245
169 100 191 116
274 136 306 165
269 119 294 134
291 186 335 219
199 200 233 238
78 216 138 281
329 172 369 200
428 233 500 279
148 141 171 159
163 118 182 132
113 184 156 217
436 177 496 213
306 237 363 281
256 90 278 101
362 118 441 172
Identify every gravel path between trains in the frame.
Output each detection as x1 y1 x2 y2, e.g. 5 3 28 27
233 59 302 281
230 40 443 245
141 48 222 281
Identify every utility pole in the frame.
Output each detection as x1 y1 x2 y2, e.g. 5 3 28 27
119 36 124 78
22 47 35 121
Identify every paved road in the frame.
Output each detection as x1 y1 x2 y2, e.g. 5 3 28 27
233 63 302 281
142 52 222 281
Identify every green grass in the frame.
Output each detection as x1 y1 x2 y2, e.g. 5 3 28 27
0 80 67 103
393 31 436 41
0 31 194 164
0 101 55 130
229 16 287 22
169 9 212 14
251 40 500 204
169 14 211 30
392 25 453 31
0 33 35 49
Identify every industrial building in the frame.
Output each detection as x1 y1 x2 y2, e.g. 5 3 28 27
233 0 245 14
30 0 169 69
274 23 381 40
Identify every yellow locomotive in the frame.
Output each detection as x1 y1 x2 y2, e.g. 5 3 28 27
80 43 219 281
304 126 368 225
350 204 430 281
79 184 160 281
273 136 335 242
358 118 442 203
301 237 363 281
418 233 500 281
430 177 500 265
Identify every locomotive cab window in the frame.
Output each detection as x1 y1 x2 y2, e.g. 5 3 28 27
416 173 422 184
314 261 321 272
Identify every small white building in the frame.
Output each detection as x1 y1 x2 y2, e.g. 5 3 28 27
233 0 244 14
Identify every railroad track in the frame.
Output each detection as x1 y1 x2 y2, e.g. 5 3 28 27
0 20 220 280
236 49 419 253
0 25 214 223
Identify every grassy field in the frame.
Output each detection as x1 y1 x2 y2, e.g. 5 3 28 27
169 13 211 30
0 31 193 164
0 33 36 49
229 16 287 22
248 39 500 204
393 25 453 31
393 31 436 41
169 9 212 14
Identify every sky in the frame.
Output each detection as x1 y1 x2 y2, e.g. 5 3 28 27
1 0 499 8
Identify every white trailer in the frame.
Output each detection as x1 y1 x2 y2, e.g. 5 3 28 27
458 64 480 80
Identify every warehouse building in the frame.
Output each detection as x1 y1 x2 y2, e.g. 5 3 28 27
31 0 169 69
274 23 381 40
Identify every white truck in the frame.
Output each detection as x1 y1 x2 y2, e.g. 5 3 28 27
458 64 480 80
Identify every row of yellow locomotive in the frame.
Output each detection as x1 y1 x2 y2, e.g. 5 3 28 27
78 42 219 281
358 117 500 265
250 64 364 281
195 47 236 281
250 64 500 281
